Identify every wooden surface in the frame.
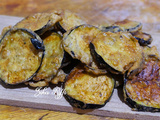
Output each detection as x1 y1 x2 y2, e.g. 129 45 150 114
0 105 129 120
0 0 160 120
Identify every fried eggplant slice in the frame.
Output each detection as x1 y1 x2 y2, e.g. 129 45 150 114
63 24 107 74
113 19 142 33
131 32 153 46
33 32 64 82
0 28 44 85
100 19 142 33
90 32 143 74
124 55 160 112
14 13 62 35
59 10 86 32
64 65 114 109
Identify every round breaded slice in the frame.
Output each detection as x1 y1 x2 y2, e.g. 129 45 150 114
113 19 142 33
63 24 107 74
124 55 160 112
0 28 44 85
100 19 142 33
33 32 64 81
14 12 62 35
64 65 114 109
90 31 143 74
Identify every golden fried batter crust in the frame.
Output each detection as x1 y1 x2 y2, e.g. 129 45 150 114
14 13 62 32
126 59 160 108
0 29 43 84
59 10 86 31
92 31 143 74
65 66 114 104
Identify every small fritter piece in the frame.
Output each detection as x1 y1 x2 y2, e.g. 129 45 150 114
64 65 114 109
124 56 160 112
63 24 107 74
33 32 64 81
131 32 153 46
0 28 44 85
113 19 142 33
83 62 108 75
26 69 66 87
14 13 62 35
59 10 86 31
90 31 143 74
143 46 160 59
26 80 49 87
51 69 67 84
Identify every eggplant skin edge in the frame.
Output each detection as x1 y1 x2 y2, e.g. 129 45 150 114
63 65 115 109
124 89 160 112
89 43 122 74
123 76 160 112
64 90 114 109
